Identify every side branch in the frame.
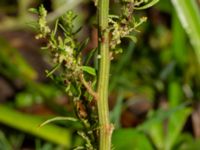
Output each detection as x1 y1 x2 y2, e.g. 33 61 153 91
79 74 98 100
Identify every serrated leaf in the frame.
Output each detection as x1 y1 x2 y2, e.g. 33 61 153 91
81 66 96 76
39 117 78 128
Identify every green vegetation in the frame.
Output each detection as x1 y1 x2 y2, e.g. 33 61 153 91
0 0 199 150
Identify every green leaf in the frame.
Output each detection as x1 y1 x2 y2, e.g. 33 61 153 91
46 63 61 77
39 117 78 127
164 108 191 150
0 130 12 150
168 81 183 107
52 19 59 36
172 8 187 66
81 66 96 76
124 35 137 43
137 103 191 149
110 89 123 128
73 26 82 35
155 0 171 13
171 0 200 64
76 38 89 56
109 42 135 91
0 105 72 148
15 93 34 108
0 37 37 81
58 23 68 35
112 129 153 150
165 81 191 149
134 0 159 10
28 8 38 14
176 134 200 150
84 48 97 65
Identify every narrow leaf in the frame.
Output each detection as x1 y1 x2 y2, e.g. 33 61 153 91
171 0 200 64
0 105 72 147
39 117 78 127
124 35 137 43
52 19 59 36
81 66 96 76
58 24 69 35
134 0 159 10
28 8 38 14
73 26 82 35
84 48 97 65
76 38 89 56
46 63 60 77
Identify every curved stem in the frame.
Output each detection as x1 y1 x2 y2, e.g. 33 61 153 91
97 0 113 150
79 74 98 100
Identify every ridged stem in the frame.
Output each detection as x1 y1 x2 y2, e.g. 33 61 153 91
97 0 113 149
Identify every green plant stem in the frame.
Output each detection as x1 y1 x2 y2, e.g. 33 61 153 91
97 0 113 149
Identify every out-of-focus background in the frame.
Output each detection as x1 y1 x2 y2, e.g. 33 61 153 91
0 0 199 149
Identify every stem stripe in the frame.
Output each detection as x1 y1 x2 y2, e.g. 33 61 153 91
97 0 112 149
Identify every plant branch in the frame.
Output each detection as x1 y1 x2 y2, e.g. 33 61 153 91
79 74 98 100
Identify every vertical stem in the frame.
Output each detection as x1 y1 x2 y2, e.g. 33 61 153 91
97 0 113 150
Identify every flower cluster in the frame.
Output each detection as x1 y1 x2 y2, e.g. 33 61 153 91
109 0 157 54
36 6 82 90
35 5 50 39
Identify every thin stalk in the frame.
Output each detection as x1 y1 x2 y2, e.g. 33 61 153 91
97 0 113 150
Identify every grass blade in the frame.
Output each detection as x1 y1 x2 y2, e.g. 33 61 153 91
171 0 200 64
39 117 78 127
0 105 72 148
